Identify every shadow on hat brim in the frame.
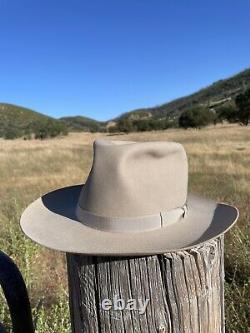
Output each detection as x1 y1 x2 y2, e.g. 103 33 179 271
20 185 239 255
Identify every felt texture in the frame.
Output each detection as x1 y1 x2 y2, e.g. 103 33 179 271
20 140 239 255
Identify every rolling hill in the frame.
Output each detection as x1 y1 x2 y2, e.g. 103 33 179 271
0 104 101 137
0 68 250 136
0 103 59 137
115 68 250 121
60 116 106 132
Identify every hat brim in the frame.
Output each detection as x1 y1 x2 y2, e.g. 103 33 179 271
20 185 239 255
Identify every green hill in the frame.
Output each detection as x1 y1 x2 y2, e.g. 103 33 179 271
0 103 66 139
1 68 250 135
0 103 103 138
116 68 250 121
60 116 105 132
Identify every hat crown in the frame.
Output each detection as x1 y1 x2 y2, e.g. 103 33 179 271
77 140 188 218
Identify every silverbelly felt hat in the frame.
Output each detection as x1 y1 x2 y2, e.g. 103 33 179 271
20 139 238 255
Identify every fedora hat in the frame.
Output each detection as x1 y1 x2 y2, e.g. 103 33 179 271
20 139 238 255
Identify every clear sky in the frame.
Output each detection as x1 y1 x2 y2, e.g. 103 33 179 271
0 0 249 121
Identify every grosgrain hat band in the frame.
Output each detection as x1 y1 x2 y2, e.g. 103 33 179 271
76 204 188 233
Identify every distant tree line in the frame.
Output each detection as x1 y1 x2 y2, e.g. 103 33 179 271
32 119 68 139
2 89 250 138
108 117 177 134
3 119 68 140
108 88 250 133
178 105 237 129
178 88 250 129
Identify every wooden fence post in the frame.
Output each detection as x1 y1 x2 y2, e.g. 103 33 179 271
66 236 225 333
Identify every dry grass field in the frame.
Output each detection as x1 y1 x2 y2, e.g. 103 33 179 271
0 124 249 332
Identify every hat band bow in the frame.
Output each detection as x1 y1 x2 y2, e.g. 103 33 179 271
76 204 187 233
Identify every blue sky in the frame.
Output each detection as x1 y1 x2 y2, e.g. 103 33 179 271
0 0 249 121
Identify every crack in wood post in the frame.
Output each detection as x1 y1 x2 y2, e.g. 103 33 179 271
67 237 225 333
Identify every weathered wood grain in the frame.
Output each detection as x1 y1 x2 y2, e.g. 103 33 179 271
67 236 224 333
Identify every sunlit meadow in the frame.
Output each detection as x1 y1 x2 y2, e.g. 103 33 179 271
0 124 249 332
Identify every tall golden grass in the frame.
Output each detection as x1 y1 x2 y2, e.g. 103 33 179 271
0 124 249 332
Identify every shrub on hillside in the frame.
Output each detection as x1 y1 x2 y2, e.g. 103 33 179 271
2 119 68 140
133 118 175 131
235 89 250 126
179 107 215 129
33 120 68 140
216 105 238 123
110 117 176 133
3 126 22 139
107 125 118 134
116 118 135 133
89 123 100 133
